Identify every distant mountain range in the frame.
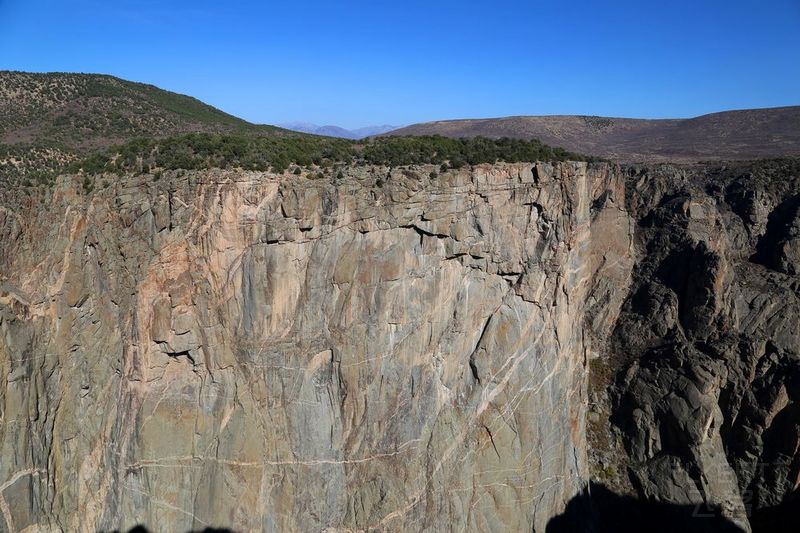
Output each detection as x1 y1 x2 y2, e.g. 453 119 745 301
280 122 399 139
386 107 800 162
3 71 798 166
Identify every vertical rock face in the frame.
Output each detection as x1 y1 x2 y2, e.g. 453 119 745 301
591 161 800 533
3 159 798 533
0 163 629 532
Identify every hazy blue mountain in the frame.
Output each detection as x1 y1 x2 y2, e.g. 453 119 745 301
350 125 400 138
280 122 398 139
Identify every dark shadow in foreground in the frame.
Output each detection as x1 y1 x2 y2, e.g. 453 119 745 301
546 482 746 533
748 488 800 533
109 486 800 533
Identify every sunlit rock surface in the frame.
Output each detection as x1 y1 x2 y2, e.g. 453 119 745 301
2 159 798 532
0 163 629 531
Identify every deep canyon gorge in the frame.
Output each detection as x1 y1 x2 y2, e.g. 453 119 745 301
1 159 797 531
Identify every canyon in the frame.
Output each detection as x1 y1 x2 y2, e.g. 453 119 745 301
1 158 797 531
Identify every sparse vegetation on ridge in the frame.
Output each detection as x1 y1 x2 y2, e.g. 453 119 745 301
0 71 596 186
65 133 594 177
0 71 295 186
0 71 284 145
359 135 592 166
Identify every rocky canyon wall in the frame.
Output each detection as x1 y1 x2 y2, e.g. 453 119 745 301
1 158 797 533
587 160 800 533
0 162 630 532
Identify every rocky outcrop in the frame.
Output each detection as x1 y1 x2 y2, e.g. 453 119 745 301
590 160 800 533
1 158 798 532
0 162 630 532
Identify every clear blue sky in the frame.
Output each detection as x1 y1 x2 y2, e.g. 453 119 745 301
1 0 798 128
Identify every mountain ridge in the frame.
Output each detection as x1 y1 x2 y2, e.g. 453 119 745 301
386 106 800 162
0 70 291 150
0 71 299 183
1 71 591 185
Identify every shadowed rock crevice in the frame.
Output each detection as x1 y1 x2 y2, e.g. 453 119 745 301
752 194 800 274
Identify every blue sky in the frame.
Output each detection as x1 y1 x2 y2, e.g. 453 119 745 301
1 0 798 128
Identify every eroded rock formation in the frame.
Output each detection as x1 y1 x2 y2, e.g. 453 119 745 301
0 159 797 532
0 163 631 531
589 160 800 533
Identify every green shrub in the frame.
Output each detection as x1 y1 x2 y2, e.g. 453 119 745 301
82 176 94 193
449 157 465 169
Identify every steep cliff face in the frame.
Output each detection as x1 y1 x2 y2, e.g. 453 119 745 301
0 163 630 532
589 160 800 533
2 159 797 533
